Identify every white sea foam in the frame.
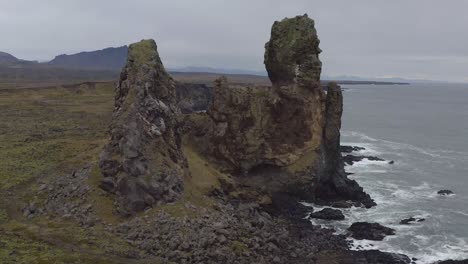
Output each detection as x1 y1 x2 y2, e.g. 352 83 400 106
342 130 468 162
329 131 468 262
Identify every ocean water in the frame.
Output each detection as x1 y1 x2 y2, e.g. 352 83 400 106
310 83 468 263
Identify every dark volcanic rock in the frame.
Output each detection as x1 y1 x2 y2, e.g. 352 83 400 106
343 154 385 166
99 39 187 215
309 208 345 220
192 14 330 199
348 222 396 241
263 192 312 220
316 250 411 264
265 14 322 88
348 250 411 264
340 145 366 153
438 189 454 195
316 82 376 208
400 217 425 225
434 260 468 264
175 82 212 113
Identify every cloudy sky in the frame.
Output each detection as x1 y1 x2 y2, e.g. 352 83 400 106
1 0 467 82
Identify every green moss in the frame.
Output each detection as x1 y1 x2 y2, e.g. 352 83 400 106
86 164 121 224
0 84 113 190
0 208 8 223
129 39 157 65
0 219 140 264
231 240 249 254
287 149 318 173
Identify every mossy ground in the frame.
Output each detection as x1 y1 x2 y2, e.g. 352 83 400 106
0 82 231 263
0 83 149 263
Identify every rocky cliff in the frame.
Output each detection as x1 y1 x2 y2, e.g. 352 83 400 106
99 40 187 215
187 15 373 205
99 15 373 215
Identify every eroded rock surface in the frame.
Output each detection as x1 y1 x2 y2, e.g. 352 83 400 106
348 222 396 241
186 15 374 207
265 14 322 88
99 39 187 215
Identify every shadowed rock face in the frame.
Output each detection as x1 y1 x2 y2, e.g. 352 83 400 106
99 39 186 215
316 82 376 207
264 14 322 88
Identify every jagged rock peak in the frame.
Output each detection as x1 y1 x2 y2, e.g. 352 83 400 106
99 39 186 215
264 14 322 88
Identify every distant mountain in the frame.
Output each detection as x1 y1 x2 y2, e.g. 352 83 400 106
48 46 128 71
323 75 448 84
0 51 19 64
0 51 37 65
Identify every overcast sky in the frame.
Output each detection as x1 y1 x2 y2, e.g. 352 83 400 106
1 0 467 82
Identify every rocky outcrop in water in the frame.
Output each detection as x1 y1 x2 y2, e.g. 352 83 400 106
309 208 345 220
315 82 376 207
99 40 187 215
348 222 396 241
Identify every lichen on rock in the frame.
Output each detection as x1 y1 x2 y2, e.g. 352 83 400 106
99 39 187 215
264 14 322 88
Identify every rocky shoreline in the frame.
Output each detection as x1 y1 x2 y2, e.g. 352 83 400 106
18 14 466 264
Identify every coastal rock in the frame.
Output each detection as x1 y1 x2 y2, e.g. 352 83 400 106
438 190 454 195
263 192 312 220
400 217 425 225
348 222 396 241
265 14 322 88
434 260 468 264
348 250 411 264
309 208 345 220
186 15 375 207
340 145 366 153
343 154 385 166
316 250 411 264
315 82 376 208
189 14 328 199
99 39 187 215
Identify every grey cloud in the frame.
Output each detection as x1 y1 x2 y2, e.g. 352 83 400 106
0 0 467 82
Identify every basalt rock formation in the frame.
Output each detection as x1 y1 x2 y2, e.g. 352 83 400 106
175 82 212 114
265 14 322 88
100 15 374 215
189 15 374 205
99 39 187 215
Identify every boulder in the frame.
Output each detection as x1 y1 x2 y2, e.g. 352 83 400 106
400 217 425 225
438 190 454 195
348 222 396 241
309 208 345 220
99 39 187 215
434 260 468 264
343 155 385 166
340 145 366 153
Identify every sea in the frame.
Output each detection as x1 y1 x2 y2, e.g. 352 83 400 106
309 83 468 263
